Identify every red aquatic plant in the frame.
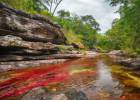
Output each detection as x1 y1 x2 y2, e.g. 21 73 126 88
0 62 71 99
0 58 97 99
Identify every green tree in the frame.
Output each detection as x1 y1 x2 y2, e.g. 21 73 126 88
81 15 100 31
0 0 64 15
0 0 45 13
105 0 140 54
57 10 70 19
55 11 99 49
44 0 63 16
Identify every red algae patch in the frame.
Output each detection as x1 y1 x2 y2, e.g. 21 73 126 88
0 58 97 99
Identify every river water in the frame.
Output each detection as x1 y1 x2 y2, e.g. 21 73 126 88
0 55 140 100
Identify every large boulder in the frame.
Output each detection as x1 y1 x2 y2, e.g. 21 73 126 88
0 3 66 44
0 3 68 62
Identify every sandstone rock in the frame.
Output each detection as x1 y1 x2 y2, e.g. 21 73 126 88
109 50 124 56
0 3 68 62
0 3 66 44
71 43 84 49
0 54 83 62
0 59 68 72
118 58 140 68
0 35 57 50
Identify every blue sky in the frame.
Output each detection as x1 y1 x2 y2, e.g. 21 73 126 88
57 0 120 33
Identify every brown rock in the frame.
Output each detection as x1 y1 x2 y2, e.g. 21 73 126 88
0 35 57 50
0 3 69 62
0 3 66 44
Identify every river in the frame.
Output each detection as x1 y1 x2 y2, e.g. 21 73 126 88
0 55 140 100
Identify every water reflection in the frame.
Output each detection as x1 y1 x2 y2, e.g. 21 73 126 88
85 61 123 100
0 56 140 100
95 61 119 90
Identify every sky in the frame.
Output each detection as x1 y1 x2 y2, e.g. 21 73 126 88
57 0 120 33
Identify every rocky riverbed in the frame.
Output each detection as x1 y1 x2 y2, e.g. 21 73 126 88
108 50 140 70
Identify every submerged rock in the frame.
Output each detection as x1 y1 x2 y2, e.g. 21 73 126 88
21 88 88 100
21 87 52 100
65 89 88 100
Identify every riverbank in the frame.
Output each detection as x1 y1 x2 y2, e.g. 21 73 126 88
108 50 140 70
0 51 98 72
0 3 100 72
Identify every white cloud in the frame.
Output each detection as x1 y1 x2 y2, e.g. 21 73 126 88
57 0 120 33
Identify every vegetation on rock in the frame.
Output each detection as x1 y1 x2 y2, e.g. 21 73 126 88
0 0 140 55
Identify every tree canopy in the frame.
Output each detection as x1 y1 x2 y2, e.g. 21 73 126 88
97 0 140 54
0 0 63 15
56 10 99 49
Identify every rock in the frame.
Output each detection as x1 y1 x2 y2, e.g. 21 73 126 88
71 43 80 49
85 51 97 58
0 35 59 57
109 50 140 70
67 50 81 54
21 88 88 100
52 94 68 100
118 58 140 69
65 89 88 100
71 43 84 49
21 87 52 100
109 50 124 56
111 54 140 70
0 54 83 62
0 3 68 62
0 59 68 72
0 35 57 50
0 3 66 44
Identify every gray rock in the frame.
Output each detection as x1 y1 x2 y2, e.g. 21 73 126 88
21 87 52 100
114 57 140 70
65 89 88 100
109 50 124 56
0 3 66 44
0 3 68 62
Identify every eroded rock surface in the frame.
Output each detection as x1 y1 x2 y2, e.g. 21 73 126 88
109 51 140 70
0 3 66 44
117 58 140 69
0 3 67 62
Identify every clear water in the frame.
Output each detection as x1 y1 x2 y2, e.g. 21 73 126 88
0 55 140 100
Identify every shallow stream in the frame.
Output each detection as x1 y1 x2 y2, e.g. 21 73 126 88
0 55 140 100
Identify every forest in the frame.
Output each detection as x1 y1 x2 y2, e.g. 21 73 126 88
0 0 140 56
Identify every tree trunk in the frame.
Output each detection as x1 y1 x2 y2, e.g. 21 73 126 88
52 0 63 16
